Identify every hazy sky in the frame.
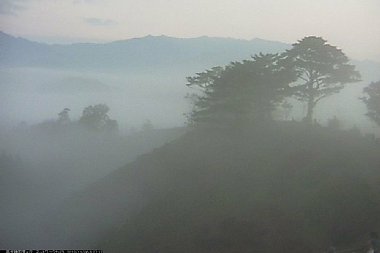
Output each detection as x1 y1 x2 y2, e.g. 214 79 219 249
1 0 379 61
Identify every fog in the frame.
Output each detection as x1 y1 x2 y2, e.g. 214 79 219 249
0 67 191 130
0 60 192 247
1 58 380 132
1 32 380 252
0 117 186 247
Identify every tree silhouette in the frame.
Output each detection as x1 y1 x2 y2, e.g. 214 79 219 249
141 119 154 132
187 53 293 127
57 108 71 125
79 104 118 132
282 36 360 123
362 80 380 126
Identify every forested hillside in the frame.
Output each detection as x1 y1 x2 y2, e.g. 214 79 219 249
42 37 380 253
50 122 380 252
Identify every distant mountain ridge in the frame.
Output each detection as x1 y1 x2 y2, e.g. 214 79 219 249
0 31 291 72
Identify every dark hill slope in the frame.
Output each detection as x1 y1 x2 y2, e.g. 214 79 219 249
52 123 380 252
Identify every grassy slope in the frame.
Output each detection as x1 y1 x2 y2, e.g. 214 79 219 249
54 122 380 252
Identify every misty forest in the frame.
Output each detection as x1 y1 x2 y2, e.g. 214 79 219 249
1 27 380 253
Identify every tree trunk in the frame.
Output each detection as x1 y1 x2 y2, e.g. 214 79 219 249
305 99 314 124
305 86 315 124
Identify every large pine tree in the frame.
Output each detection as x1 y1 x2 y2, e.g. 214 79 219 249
282 36 361 123
187 53 293 128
